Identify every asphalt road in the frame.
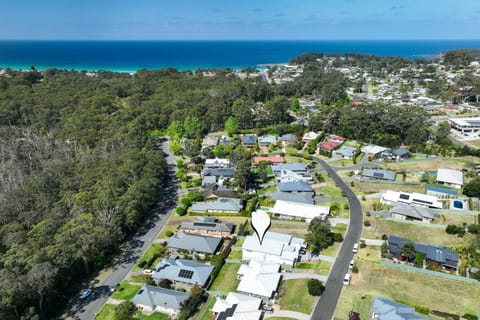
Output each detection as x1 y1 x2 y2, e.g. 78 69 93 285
68 138 177 320
311 157 363 320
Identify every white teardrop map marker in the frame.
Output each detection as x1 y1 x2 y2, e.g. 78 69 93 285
251 211 271 245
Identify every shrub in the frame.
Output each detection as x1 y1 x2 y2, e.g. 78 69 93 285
361 195 366 201
351 265 359 273
307 278 325 296
366 211 371 216
359 241 367 248
364 220 371 226
138 260 147 268
176 206 187 216
414 305 430 315
463 313 478 320
333 233 344 242
114 301 136 320
430 310 459 320
166 230 174 237
381 234 388 240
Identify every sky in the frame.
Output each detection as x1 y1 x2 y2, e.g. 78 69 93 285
1 0 479 40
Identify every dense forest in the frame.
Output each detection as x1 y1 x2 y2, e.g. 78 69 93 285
0 50 455 318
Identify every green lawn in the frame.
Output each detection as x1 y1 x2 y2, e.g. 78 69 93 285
328 159 355 167
280 279 317 314
134 243 166 271
135 311 171 320
209 263 240 292
295 260 332 275
95 304 115 320
111 281 142 300
437 211 477 225
384 156 477 171
325 202 350 219
335 259 480 319
321 185 344 198
321 243 340 257
331 223 348 236
194 295 216 320
157 224 178 239
228 249 242 260
352 181 425 195
235 238 245 247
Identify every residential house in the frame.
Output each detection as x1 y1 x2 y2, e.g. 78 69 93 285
202 168 235 179
131 285 188 316
426 185 458 200
371 297 428 320
258 135 277 146
328 134 346 144
270 200 329 223
332 145 358 159
253 156 285 164
236 260 282 301
201 175 217 187
204 158 230 169
277 181 313 192
278 133 297 146
302 131 319 142
271 163 307 174
362 169 396 181
436 168 463 189
381 190 442 209
242 231 305 266
387 235 459 270
152 258 214 288
277 169 312 183
241 135 257 148
203 184 240 199
218 138 237 147
202 135 219 150
191 198 244 213
318 141 340 152
448 117 480 134
270 191 314 205
167 232 223 255
211 292 262 320
361 145 390 159
391 148 411 161
180 216 234 237
388 202 438 223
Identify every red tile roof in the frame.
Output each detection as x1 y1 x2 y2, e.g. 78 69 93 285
319 141 340 151
253 156 285 164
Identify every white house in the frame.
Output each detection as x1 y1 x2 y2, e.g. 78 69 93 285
204 158 230 168
242 231 304 266
211 292 262 320
436 168 463 189
270 200 329 223
236 260 282 300
302 131 319 142
380 190 442 209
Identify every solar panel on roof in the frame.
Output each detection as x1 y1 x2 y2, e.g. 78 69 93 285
193 222 217 227
178 269 194 279
373 172 384 178
399 194 410 200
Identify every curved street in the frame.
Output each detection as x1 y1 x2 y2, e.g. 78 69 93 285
311 157 364 320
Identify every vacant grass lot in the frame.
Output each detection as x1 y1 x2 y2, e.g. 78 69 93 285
209 263 240 292
133 243 165 272
437 211 477 225
322 185 344 198
384 156 477 171
321 243 340 257
280 279 317 314
111 281 142 300
295 260 332 275
362 217 474 247
228 249 242 260
335 259 480 319
352 181 425 195
95 304 115 320
329 159 355 167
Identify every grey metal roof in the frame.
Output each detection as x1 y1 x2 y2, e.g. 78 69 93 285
389 202 438 220
372 297 428 320
334 145 357 157
391 148 411 157
131 285 188 311
271 163 307 173
203 168 235 177
362 169 396 181
277 181 313 192
270 191 314 205
167 232 223 254
278 133 297 142
181 218 234 233
152 258 214 287
191 198 244 213
242 135 257 145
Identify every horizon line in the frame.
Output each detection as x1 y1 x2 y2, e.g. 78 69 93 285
1 38 480 42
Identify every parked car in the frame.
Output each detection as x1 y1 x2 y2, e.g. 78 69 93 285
349 259 355 269
142 269 154 276
352 243 359 253
262 305 274 313
343 273 351 286
109 283 120 293
79 288 93 300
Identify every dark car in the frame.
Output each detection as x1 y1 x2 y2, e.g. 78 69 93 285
79 288 93 300
262 305 274 313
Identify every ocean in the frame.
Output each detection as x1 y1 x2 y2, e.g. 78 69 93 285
1 40 480 72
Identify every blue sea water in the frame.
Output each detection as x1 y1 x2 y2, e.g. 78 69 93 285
1 40 480 72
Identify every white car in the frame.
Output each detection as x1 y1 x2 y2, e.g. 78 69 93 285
79 288 93 299
349 259 355 269
352 243 359 253
343 273 351 286
142 269 154 276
